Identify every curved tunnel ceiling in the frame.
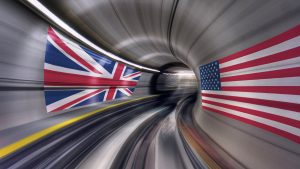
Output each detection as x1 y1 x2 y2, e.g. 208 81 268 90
37 0 300 71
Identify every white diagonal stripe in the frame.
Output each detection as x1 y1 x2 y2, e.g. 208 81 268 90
68 44 111 77
121 72 142 81
47 36 91 73
119 88 132 96
46 89 105 112
123 72 142 78
45 63 107 78
53 29 112 77
47 89 95 112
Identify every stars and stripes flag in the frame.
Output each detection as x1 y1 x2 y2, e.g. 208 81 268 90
44 27 142 113
200 25 300 144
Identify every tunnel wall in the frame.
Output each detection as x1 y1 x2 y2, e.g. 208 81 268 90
0 1 154 131
191 3 300 168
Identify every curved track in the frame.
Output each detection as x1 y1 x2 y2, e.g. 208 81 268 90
0 94 215 169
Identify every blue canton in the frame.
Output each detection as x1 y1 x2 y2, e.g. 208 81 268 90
199 61 221 90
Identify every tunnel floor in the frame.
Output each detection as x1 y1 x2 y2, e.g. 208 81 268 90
0 94 217 169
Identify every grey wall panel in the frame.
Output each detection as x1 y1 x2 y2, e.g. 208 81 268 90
0 1 48 86
0 90 48 131
0 1 50 130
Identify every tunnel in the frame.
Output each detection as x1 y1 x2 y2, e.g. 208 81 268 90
0 0 299 168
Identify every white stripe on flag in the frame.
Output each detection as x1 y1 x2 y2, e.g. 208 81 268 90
202 102 300 136
220 57 300 77
51 28 111 77
45 63 105 78
121 72 142 81
119 88 132 96
46 89 103 112
220 36 300 68
221 76 300 86
47 36 91 73
202 96 300 120
201 90 300 105
66 42 112 77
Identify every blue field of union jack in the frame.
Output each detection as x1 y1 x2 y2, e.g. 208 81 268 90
44 27 142 113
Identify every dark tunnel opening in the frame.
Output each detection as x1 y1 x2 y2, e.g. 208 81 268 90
150 63 198 95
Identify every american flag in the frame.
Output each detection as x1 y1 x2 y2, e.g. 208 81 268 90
200 25 300 144
44 27 141 113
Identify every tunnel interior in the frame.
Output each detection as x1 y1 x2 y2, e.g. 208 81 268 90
150 63 197 94
0 0 299 169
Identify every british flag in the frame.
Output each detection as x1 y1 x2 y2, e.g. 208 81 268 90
44 27 142 113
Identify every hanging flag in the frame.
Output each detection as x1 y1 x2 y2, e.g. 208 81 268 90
44 27 141 113
200 25 300 144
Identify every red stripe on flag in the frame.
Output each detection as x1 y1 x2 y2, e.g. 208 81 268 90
221 67 300 82
202 106 300 144
202 99 300 128
219 25 300 64
113 63 125 79
52 89 104 112
106 87 116 100
202 93 300 113
48 27 102 74
124 88 133 94
221 86 300 95
124 71 141 78
44 70 137 87
220 47 300 73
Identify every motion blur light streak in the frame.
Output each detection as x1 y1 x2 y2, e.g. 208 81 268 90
0 96 156 159
78 107 167 169
24 0 159 72
163 71 196 76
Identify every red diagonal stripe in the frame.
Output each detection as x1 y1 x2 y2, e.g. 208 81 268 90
219 25 300 63
124 88 133 95
124 71 141 78
48 27 102 74
52 89 104 112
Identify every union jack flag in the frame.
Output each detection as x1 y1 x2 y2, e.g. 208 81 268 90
44 27 142 113
200 25 300 144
